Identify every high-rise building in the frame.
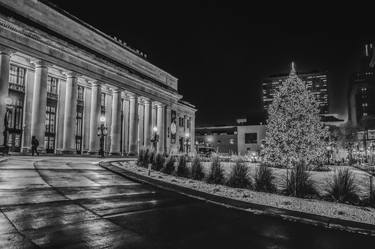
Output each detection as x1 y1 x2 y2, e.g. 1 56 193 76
262 71 329 115
348 42 375 128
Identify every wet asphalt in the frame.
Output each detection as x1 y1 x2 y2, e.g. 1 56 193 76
0 157 374 249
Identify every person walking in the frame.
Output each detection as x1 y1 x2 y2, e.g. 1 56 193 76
31 136 39 156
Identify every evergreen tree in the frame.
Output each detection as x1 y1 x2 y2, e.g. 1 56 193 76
262 63 329 168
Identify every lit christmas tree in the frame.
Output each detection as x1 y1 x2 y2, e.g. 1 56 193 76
263 62 329 168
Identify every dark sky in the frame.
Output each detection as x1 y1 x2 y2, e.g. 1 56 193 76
47 0 375 126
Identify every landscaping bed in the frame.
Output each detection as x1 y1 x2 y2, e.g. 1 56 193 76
113 160 375 226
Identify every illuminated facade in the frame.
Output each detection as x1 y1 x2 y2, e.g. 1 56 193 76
0 0 196 155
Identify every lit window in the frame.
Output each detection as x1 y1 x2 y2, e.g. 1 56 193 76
9 65 26 86
47 76 58 94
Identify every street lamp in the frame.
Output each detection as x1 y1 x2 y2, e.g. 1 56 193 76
97 115 107 158
150 126 159 151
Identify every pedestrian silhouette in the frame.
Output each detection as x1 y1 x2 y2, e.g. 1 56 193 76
31 136 39 156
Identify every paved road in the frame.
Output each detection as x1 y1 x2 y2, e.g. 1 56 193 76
0 157 374 249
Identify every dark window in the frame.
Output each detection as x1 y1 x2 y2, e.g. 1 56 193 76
45 103 57 153
179 117 184 127
245 133 257 144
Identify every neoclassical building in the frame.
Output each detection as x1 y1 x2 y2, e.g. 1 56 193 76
0 0 196 155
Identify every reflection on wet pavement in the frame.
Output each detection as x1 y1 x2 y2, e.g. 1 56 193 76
0 157 374 248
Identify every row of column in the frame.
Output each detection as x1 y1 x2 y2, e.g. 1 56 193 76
0 49 195 155
71 82 167 155
0 51 169 155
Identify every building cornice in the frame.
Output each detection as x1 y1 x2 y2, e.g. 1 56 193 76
0 14 182 105
0 0 178 91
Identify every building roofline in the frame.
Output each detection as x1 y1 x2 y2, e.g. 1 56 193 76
0 0 179 92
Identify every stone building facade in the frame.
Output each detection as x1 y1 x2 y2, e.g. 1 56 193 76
0 0 196 155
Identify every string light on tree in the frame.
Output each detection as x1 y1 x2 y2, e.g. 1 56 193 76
262 62 329 168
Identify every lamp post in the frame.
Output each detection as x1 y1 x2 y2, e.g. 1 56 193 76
185 132 190 154
150 126 159 151
97 116 107 158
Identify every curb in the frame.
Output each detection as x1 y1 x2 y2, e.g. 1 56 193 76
0 157 8 163
100 160 375 237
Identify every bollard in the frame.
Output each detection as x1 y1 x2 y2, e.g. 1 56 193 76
148 163 151 176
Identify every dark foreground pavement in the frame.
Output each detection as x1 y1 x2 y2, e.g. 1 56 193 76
0 157 374 249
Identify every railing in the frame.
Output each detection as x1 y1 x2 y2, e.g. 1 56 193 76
9 82 25 93
47 92 58 100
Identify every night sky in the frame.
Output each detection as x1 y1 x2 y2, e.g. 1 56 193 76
47 1 375 126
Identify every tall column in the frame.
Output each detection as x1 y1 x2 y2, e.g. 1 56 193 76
122 97 130 155
128 94 138 155
138 100 144 147
165 105 171 153
144 99 152 147
152 104 157 129
88 82 101 154
190 115 196 153
62 72 78 153
0 49 10 149
21 67 34 152
110 89 121 155
30 60 48 151
157 104 165 153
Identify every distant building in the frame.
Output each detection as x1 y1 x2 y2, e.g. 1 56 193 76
195 120 265 155
195 126 238 155
262 71 329 115
348 42 375 128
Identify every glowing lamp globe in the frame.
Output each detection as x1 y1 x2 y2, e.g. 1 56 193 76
4 97 12 105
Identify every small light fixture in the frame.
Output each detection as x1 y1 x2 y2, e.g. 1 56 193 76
185 132 190 138
4 97 12 105
100 116 106 123
153 126 158 132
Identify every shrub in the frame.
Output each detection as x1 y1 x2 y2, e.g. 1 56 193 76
254 165 276 193
152 153 165 171
176 155 189 177
161 156 176 174
226 159 252 188
327 168 358 203
284 163 317 198
207 155 224 184
191 156 204 180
